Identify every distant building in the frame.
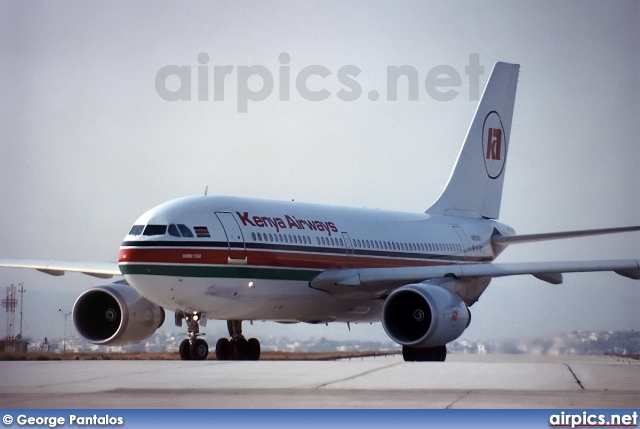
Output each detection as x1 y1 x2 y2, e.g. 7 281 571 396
0 337 29 353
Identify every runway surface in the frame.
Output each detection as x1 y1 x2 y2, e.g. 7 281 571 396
1 354 638 408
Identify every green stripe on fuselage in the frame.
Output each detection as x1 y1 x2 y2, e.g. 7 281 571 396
119 263 321 281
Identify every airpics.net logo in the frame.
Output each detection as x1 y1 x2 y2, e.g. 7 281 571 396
155 53 485 112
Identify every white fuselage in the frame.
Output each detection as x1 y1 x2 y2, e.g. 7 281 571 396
118 195 513 323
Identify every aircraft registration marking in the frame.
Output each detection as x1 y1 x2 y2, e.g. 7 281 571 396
182 253 202 259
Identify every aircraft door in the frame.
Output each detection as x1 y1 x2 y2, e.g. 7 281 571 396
452 226 470 257
215 212 247 262
342 232 354 266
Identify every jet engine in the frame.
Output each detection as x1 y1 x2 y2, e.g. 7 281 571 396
382 281 470 348
72 281 165 345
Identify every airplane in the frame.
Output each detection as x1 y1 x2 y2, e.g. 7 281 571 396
1 62 638 362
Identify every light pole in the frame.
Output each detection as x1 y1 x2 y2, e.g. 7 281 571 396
58 309 71 353
18 283 26 339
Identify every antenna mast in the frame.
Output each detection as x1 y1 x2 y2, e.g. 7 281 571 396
2 285 17 350
18 283 26 338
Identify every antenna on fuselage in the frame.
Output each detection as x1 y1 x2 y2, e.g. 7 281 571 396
204 185 208 196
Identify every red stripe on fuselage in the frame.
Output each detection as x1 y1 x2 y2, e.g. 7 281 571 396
118 246 464 270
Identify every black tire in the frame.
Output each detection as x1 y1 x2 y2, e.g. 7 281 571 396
215 338 231 360
402 345 447 362
233 337 248 360
179 339 191 360
247 338 261 361
190 338 209 360
430 345 447 362
402 345 417 361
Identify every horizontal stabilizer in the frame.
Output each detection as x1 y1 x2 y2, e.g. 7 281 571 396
493 226 640 246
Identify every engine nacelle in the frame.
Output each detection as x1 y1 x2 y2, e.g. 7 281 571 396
73 281 165 346
382 281 470 348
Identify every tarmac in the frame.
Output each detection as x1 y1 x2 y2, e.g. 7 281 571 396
1 354 638 408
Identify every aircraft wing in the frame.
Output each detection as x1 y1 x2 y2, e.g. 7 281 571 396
309 259 640 299
0 259 121 279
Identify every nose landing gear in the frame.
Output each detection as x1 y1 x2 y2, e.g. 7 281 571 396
178 312 209 361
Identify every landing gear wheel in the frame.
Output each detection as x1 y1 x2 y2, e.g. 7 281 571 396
215 338 231 360
179 339 192 360
247 338 261 360
430 345 447 361
402 346 417 362
402 345 447 362
216 320 261 360
233 337 248 360
191 338 209 360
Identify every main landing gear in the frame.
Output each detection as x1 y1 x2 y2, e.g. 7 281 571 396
215 320 261 361
402 345 447 362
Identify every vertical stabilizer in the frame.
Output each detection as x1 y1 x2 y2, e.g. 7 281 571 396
426 62 519 219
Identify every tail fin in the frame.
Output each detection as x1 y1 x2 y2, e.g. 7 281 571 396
426 62 519 219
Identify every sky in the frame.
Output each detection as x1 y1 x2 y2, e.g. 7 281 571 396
1 1 638 345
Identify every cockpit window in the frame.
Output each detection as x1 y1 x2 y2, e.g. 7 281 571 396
143 224 167 236
177 224 194 237
128 225 144 236
168 224 181 237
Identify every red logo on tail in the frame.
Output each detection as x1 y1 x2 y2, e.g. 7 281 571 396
486 127 502 160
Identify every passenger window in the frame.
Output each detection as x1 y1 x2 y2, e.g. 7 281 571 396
128 225 144 236
251 232 256 241
168 224 181 237
143 224 167 236
177 224 194 238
